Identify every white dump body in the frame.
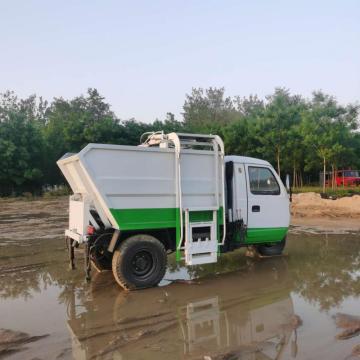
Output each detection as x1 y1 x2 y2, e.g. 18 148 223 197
58 133 225 264
59 144 223 214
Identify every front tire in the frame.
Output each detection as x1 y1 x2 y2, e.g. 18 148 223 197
112 234 167 290
256 237 286 256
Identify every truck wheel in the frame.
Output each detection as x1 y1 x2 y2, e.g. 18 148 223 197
90 233 113 272
112 234 167 290
256 237 286 257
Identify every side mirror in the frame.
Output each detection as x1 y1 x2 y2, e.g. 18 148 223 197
286 174 292 202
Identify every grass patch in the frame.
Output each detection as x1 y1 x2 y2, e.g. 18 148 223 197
0 185 70 199
292 186 323 194
42 185 70 198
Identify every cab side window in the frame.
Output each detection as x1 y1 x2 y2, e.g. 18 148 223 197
248 166 280 195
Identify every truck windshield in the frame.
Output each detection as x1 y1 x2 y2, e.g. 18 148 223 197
343 170 359 177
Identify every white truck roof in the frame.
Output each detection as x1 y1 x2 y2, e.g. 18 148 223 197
225 155 271 166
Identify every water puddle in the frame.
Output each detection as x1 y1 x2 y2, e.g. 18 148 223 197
1 232 360 359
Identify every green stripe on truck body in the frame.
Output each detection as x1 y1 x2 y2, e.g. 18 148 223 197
245 227 288 244
110 207 223 231
109 207 287 245
110 208 178 231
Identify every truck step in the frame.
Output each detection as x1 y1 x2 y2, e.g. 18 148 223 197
184 218 218 266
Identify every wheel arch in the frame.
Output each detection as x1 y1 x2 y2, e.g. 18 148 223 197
108 228 176 253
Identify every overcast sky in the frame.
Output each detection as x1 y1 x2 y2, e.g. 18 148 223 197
1 0 359 122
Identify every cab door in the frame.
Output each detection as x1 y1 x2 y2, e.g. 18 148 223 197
245 165 290 243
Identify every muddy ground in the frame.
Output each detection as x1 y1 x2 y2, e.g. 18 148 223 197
0 196 360 359
0 197 68 242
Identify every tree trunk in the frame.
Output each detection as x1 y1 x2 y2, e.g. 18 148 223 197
323 157 326 193
293 163 296 188
296 170 299 188
277 148 281 177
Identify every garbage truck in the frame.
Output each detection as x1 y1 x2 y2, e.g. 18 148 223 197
58 132 290 290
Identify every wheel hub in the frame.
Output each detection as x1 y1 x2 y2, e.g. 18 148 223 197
135 257 147 270
131 251 153 276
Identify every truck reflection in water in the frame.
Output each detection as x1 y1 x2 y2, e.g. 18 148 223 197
179 295 295 359
65 258 299 359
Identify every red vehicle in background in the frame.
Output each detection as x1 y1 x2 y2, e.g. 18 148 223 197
325 170 360 186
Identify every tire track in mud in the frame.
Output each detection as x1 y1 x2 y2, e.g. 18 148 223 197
76 310 175 341
89 320 178 359
70 309 181 359
0 262 51 275
0 329 49 358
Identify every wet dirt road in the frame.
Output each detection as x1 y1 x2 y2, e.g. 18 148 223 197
1 198 360 360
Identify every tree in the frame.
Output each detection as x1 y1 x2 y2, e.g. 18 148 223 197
257 88 306 177
301 91 359 191
1 87 359 194
233 94 264 117
0 92 46 195
282 124 305 187
43 88 121 184
183 87 237 134
152 112 185 133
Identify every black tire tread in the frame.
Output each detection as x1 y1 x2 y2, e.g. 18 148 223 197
256 237 286 257
90 232 113 272
91 259 110 272
112 234 167 290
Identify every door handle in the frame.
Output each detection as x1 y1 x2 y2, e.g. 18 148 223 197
252 205 260 212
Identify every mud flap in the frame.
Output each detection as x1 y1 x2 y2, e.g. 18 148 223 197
84 242 91 281
66 236 76 270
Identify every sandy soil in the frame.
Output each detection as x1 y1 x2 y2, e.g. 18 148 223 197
291 193 360 233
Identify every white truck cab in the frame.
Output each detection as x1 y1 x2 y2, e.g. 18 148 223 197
58 132 290 290
225 156 290 245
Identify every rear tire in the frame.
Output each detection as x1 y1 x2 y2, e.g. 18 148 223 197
90 233 113 272
256 237 286 257
112 234 167 290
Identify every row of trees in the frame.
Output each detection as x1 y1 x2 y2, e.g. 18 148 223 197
184 88 359 185
0 87 359 195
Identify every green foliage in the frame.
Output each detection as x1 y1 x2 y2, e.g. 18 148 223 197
0 87 359 195
185 87 359 184
183 87 237 135
0 91 46 194
259 89 306 176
